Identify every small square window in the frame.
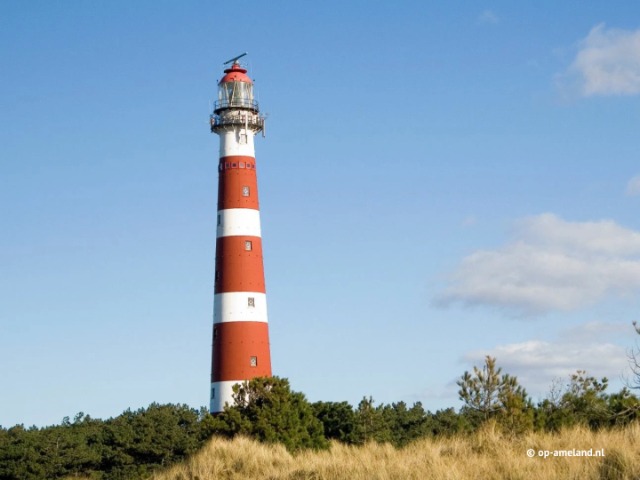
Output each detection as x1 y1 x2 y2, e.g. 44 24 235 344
239 162 245 168
245 240 252 251
250 356 257 367
248 297 255 307
242 186 250 197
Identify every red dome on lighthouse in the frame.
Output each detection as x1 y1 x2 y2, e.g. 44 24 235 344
219 63 253 84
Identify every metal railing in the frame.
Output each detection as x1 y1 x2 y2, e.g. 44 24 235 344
210 113 264 132
214 98 259 112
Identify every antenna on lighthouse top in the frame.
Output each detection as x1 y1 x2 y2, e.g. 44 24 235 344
223 52 248 65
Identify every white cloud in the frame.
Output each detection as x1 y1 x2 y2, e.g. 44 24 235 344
436 213 640 315
466 341 626 397
626 175 640 196
563 24 640 96
515 213 640 256
477 10 499 25
558 320 631 343
462 322 630 399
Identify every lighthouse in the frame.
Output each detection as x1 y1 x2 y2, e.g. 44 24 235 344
209 54 272 414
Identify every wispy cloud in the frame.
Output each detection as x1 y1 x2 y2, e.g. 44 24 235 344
462 321 630 399
477 10 499 25
464 340 626 398
435 213 640 315
557 320 631 343
626 175 640 196
561 24 640 96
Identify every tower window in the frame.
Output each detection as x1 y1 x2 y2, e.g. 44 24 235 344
213 327 218 339
250 356 258 367
248 297 255 307
245 240 252 251
211 387 215 399
242 185 250 197
215 270 220 281
217 214 221 226
239 162 245 168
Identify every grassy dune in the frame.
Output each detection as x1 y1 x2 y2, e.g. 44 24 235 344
149 422 640 480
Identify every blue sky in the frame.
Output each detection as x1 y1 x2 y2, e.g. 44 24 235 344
2 1 640 427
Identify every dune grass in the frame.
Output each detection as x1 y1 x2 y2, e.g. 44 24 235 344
149 422 640 480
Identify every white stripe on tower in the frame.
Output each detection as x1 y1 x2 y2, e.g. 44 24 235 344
210 381 238 415
213 292 268 323
218 129 255 157
216 209 262 237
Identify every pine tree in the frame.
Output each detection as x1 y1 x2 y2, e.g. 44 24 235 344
457 356 533 433
207 377 328 452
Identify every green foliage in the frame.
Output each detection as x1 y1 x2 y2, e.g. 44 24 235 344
352 397 392 445
208 376 328 452
384 401 431 447
312 401 356 443
537 371 608 430
349 398 433 447
537 370 640 431
0 425 48 480
101 403 203 478
0 404 206 480
2 371 638 479
425 407 472 436
457 356 533 433
563 371 610 428
606 388 640 425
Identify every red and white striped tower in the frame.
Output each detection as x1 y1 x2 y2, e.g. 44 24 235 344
208 55 271 414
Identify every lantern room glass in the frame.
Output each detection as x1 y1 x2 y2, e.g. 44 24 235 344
219 81 254 108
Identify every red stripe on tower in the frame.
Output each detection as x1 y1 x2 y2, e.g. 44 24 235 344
209 55 271 413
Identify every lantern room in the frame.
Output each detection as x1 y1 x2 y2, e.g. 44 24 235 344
214 62 258 113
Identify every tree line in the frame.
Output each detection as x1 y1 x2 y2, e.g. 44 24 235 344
204 361 640 453
2 358 640 479
0 404 207 480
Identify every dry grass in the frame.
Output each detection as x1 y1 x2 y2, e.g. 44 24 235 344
150 423 640 480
